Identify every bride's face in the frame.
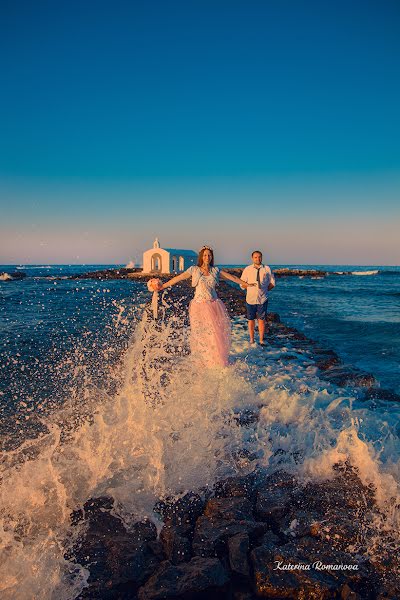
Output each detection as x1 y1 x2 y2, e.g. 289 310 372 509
202 249 212 266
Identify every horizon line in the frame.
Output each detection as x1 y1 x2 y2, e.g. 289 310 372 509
1 263 399 268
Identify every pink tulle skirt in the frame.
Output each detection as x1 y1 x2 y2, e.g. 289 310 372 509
189 299 231 367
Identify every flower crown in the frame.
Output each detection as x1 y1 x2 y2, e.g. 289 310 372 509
199 245 213 252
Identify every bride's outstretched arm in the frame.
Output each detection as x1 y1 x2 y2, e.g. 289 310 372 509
220 270 254 288
160 271 191 290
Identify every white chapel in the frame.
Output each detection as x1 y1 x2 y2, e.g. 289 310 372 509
142 238 197 274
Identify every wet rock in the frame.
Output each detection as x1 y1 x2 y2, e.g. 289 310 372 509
267 312 281 323
71 496 126 535
364 387 400 403
147 538 166 561
137 556 230 599
321 366 376 388
258 530 283 549
106 531 160 584
76 528 161 598
314 349 341 370
232 592 257 600
287 469 376 552
375 574 400 599
254 471 296 528
282 510 323 539
341 583 362 599
192 514 266 558
273 268 328 278
204 497 254 521
131 519 158 542
292 468 375 514
159 524 192 564
279 354 301 361
71 497 160 597
251 535 372 599
154 492 204 535
228 533 250 577
214 473 256 500
70 267 136 280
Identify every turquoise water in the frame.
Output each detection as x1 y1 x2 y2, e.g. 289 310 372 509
266 265 400 395
1 264 399 420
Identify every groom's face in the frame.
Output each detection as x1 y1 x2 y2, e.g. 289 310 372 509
252 252 262 266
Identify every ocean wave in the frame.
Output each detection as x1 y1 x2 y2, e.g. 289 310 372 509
350 270 379 276
16 265 52 269
331 270 400 276
1 309 399 599
0 272 14 281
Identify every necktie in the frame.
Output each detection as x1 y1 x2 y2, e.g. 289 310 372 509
256 267 261 286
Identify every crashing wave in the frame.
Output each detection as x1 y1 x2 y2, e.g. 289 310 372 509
351 270 379 276
125 261 136 269
0 272 13 281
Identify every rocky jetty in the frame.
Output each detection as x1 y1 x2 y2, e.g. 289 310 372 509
65 267 330 281
224 268 328 279
71 466 398 599
273 268 328 278
69 267 141 280
66 274 398 598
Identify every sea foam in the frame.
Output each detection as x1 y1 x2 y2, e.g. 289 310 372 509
0 310 399 598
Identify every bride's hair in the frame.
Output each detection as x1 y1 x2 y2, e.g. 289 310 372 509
197 246 214 267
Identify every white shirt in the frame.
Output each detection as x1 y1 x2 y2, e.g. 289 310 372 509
240 264 275 305
186 265 220 302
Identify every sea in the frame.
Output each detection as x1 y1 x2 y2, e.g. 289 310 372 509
0 263 399 598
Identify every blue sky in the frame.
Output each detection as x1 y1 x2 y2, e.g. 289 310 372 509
1 0 399 264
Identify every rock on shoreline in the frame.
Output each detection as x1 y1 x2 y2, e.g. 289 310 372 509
72 467 398 599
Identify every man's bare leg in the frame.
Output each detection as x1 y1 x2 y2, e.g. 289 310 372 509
258 319 266 344
248 320 255 343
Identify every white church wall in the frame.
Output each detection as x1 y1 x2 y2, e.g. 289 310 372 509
142 238 197 274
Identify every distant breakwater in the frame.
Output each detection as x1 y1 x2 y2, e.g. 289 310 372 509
1 266 388 282
65 267 330 280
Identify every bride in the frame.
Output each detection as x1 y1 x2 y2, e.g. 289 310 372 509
154 246 254 367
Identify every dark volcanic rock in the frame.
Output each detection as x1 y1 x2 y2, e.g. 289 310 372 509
204 497 254 521
76 529 161 598
70 267 137 280
224 267 328 279
254 471 297 529
159 524 192 564
193 514 266 558
364 387 400 403
251 535 373 599
314 349 341 371
228 533 250 577
214 473 256 501
154 492 204 536
273 268 328 278
287 467 376 552
71 497 161 598
321 366 376 388
137 556 230 599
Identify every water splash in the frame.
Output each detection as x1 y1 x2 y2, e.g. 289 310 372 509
0 310 399 598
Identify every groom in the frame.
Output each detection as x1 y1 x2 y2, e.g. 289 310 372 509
240 251 275 346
